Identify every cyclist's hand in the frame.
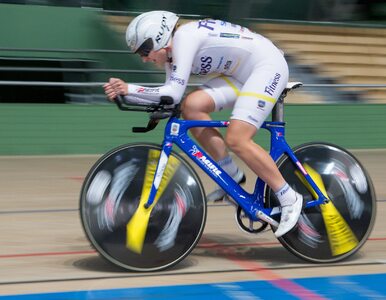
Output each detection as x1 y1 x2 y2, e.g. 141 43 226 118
103 78 128 101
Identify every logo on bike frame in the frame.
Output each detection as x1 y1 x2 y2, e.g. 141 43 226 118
170 123 180 136
189 146 222 176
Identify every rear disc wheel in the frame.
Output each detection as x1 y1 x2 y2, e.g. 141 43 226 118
266 142 376 263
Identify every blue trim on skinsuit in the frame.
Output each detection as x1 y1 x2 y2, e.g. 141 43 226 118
1 273 386 299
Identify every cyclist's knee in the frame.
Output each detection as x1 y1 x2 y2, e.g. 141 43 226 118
225 121 256 154
181 90 215 120
225 130 247 154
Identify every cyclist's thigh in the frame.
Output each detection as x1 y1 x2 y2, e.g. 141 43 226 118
231 63 289 129
198 76 242 112
182 89 216 114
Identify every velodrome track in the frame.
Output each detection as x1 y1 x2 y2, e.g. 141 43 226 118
0 150 385 299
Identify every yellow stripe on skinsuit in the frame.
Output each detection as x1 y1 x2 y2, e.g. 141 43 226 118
220 76 277 104
239 92 277 104
220 76 240 95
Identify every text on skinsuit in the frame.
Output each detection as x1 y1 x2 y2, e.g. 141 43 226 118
264 73 281 96
198 19 216 31
170 74 185 85
136 87 160 94
200 56 212 75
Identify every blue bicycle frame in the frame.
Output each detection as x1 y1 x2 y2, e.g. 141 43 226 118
144 116 329 227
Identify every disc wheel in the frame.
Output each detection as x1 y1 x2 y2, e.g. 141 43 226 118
266 143 376 263
80 143 207 271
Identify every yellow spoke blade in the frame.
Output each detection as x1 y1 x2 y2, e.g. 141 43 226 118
295 163 358 256
319 200 358 256
295 163 328 199
126 150 180 253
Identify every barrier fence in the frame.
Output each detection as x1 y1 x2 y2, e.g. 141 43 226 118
1 46 385 91
0 81 386 89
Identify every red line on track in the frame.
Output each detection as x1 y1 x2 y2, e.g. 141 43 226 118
368 237 386 241
200 236 327 300
0 250 96 259
0 242 278 259
67 176 84 181
198 241 280 248
0 237 384 259
227 252 326 300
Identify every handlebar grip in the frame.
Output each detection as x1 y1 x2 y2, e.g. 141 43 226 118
160 96 174 105
114 95 129 111
112 94 178 133
150 111 173 120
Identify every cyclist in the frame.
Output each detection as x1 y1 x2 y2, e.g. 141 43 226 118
103 11 303 237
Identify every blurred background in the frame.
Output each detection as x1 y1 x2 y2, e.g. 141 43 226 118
0 0 385 155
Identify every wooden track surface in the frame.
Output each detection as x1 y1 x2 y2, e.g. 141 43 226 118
0 150 385 296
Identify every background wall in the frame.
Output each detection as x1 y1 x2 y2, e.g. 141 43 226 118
0 3 385 155
0 4 162 103
0 103 385 155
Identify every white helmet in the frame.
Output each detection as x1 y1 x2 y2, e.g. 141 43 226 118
126 11 179 56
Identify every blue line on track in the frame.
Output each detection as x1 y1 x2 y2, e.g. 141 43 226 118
1 273 385 299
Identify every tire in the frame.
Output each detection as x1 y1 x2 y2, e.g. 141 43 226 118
266 142 376 263
80 143 207 271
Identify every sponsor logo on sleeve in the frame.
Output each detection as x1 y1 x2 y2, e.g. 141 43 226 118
170 74 185 85
136 87 160 94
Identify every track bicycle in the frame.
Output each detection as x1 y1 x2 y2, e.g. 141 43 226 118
80 82 376 271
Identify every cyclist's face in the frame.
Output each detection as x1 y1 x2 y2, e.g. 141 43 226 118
141 48 168 67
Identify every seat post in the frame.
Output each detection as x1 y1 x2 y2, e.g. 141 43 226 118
272 95 285 122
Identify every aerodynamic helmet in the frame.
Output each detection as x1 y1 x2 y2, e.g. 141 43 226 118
125 11 179 56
